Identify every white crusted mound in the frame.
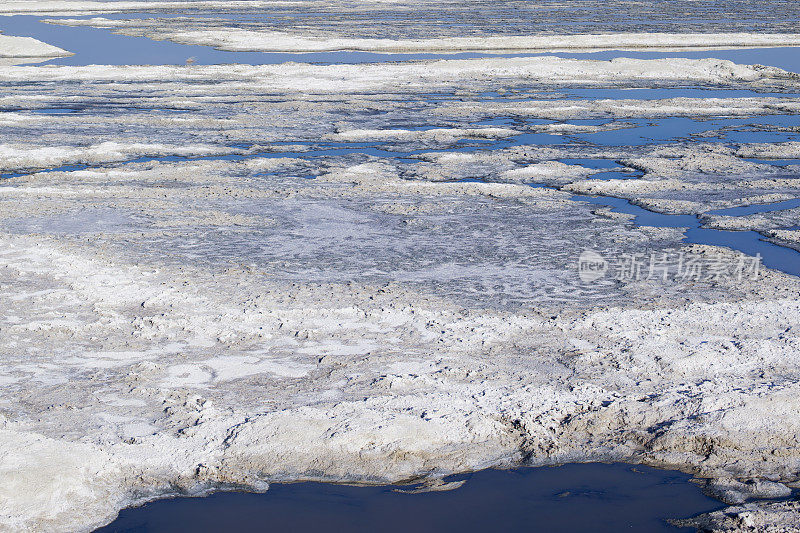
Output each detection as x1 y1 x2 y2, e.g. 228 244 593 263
675 500 800 532
326 127 520 142
0 430 129 532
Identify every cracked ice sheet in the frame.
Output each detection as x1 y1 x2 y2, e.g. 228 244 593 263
0 59 796 159
3 98 796 149
4 59 793 155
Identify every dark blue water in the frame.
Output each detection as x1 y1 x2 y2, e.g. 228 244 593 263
572 118 707 145
0 164 88 179
29 108 79 114
587 170 644 179
558 158 620 169
96 463 722 533
556 158 644 179
566 117 800 146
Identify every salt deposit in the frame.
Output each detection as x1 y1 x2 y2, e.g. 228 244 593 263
1 13 799 532
0 32 71 65
38 22 800 53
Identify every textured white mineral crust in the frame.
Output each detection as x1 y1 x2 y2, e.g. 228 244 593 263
441 97 800 120
1 152 799 531
1 47 799 532
702 207 800 231
675 500 800 532
0 34 69 58
0 142 250 171
1 227 799 532
326 127 520 142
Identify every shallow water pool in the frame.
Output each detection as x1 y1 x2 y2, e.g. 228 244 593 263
97 463 723 533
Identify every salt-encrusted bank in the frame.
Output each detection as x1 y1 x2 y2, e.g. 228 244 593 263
1 25 800 533
0 32 71 65
0 33 69 58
